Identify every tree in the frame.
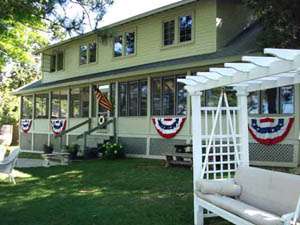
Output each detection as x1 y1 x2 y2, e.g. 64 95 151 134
0 64 40 126
0 0 113 71
243 0 300 48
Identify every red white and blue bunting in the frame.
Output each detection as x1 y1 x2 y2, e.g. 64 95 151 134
51 119 67 136
152 117 186 139
248 117 294 145
20 119 32 133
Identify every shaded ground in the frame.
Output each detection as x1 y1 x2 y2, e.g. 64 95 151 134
0 159 231 225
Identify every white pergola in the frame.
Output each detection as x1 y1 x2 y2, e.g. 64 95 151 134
178 48 300 225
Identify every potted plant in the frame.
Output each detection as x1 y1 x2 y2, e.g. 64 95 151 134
43 144 54 154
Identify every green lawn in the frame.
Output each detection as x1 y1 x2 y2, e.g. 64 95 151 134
0 159 230 225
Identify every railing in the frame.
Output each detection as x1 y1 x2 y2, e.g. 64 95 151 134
76 118 116 150
56 118 91 138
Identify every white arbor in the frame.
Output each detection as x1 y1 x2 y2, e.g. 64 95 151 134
178 48 300 225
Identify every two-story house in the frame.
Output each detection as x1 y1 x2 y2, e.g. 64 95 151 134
14 0 300 168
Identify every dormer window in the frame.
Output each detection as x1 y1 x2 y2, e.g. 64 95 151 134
79 41 97 65
50 51 64 73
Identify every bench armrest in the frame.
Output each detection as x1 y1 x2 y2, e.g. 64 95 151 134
292 195 300 224
281 195 300 225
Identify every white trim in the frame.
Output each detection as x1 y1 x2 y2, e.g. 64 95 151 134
198 198 255 225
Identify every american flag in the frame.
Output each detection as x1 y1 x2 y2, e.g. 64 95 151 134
94 87 113 111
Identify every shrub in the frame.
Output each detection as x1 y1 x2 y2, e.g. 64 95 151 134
65 144 80 160
84 147 99 159
102 142 125 160
43 144 54 154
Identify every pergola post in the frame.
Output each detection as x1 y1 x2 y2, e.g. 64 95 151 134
236 88 249 166
191 91 203 225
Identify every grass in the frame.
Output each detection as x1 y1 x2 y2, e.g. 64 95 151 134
0 159 231 225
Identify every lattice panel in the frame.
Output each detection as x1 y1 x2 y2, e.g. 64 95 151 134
200 105 241 181
249 143 294 163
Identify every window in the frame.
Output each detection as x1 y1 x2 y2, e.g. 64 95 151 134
50 55 56 72
163 20 175 46
248 91 260 114
179 15 193 43
118 80 147 117
35 94 49 119
80 41 96 65
118 83 127 116
280 86 294 114
125 32 135 56
49 51 64 73
114 35 123 57
70 87 89 118
163 77 175 115
51 91 68 118
79 45 88 65
261 88 279 114
21 96 33 119
92 84 115 117
177 77 187 115
128 81 138 116
114 31 136 57
89 42 97 63
204 87 237 107
247 86 294 115
57 52 64 71
151 75 187 116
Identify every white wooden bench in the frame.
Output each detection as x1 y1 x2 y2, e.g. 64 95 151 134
42 153 70 167
196 166 300 225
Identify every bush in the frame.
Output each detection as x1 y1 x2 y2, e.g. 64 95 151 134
84 147 99 159
102 142 125 160
43 144 54 154
65 144 80 160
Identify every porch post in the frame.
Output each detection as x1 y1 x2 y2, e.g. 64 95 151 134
236 88 249 166
191 91 203 225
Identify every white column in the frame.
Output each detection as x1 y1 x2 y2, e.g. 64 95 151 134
191 91 204 225
89 84 93 118
236 88 249 166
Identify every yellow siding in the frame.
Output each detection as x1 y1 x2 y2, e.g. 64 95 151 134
42 0 217 83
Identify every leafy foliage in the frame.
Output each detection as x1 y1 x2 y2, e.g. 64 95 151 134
101 142 125 160
0 0 113 71
0 64 40 126
243 0 300 48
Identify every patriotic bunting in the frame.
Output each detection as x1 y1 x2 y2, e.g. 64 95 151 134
94 87 113 112
248 117 294 145
51 119 67 136
152 117 186 139
21 119 32 133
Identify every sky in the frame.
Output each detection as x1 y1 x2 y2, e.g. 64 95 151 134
98 0 182 27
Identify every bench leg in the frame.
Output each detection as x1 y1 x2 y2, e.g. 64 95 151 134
194 197 204 225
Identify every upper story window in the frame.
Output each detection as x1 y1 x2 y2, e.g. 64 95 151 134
80 41 97 65
21 96 33 119
162 14 193 47
35 94 49 119
248 86 294 115
50 51 64 72
114 35 123 57
118 80 147 117
163 20 175 46
51 90 68 118
114 31 136 57
151 75 187 116
70 87 89 118
179 15 193 43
